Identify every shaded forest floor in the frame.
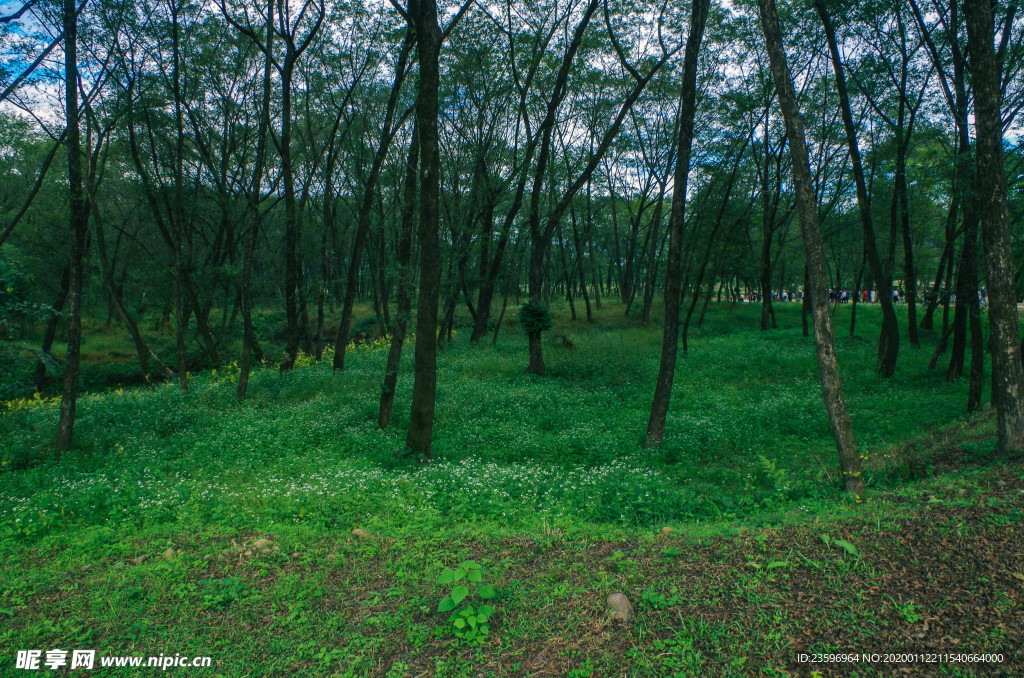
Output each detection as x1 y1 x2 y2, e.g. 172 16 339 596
1 303 1022 675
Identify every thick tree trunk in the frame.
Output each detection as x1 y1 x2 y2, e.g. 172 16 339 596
405 0 442 462
644 0 708 446
760 0 864 497
966 0 1024 452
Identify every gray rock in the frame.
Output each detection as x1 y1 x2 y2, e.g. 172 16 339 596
253 538 272 552
660 527 674 535
163 548 176 560
132 554 150 565
351 528 372 540
606 593 634 623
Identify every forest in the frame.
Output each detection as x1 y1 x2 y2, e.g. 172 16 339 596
1 0 1024 673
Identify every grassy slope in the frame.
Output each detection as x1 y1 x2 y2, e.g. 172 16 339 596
1 302 1022 676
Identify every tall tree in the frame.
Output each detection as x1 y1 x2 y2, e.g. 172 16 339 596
758 0 863 496
644 0 709 446
56 0 89 450
813 0 900 377
965 0 1024 453
403 0 443 462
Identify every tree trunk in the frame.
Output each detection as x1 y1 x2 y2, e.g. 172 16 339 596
334 34 413 370
56 0 88 451
760 0 864 497
814 0 898 377
237 0 273 401
35 267 69 395
644 0 708 446
380 125 418 429
966 0 1024 452
279 55 301 372
405 0 442 462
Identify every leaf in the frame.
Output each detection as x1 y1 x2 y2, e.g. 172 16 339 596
451 585 469 605
1012 573 1024 582
454 618 466 629
438 597 456 612
452 568 467 582
467 569 483 583
0 608 12 617
820 534 831 547
458 560 479 570
477 585 496 599
834 539 859 558
478 604 495 618
436 570 455 585
767 561 790 570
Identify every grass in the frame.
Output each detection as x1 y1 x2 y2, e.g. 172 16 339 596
1 301 1021 676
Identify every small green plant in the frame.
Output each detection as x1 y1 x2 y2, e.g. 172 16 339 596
640 585 681 609
436 560 496 644
200 577 247 609
821 534 861 568
889 597 922 624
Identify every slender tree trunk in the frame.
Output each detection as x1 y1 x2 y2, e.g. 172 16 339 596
966 0 1024 452
644 0 708 446
760 0 863 497
35 267 69 394
279 56 301 372
237 0 273 401
814 0 898 377
56 0 88 451
557 222 576 321
380 125 418 428
89 185 151 380
587 179 602 310
802 264 810 337
334 34 413 370
171 1 188 392
569 207 593 322
921 198 957 331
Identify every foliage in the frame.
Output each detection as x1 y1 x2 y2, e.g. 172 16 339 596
0 255 57 341
517 302 552 335
436 560 497 644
